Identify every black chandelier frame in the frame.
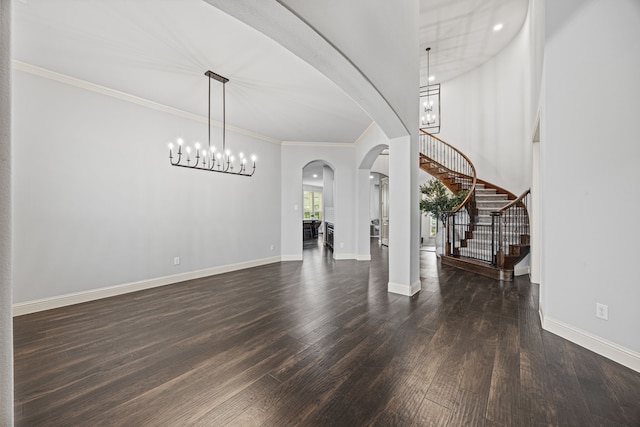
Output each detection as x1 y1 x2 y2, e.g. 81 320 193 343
168 70 256 176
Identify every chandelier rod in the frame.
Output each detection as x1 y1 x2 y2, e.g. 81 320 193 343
426 47 431 105
205 70 230 154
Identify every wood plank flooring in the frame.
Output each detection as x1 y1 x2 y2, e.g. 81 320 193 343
13 240 640 426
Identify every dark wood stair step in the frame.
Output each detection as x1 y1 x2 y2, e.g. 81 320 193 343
509 244 530 257
502 244 530 270
441 255 513 281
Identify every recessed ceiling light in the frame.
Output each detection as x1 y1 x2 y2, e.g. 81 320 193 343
313 174 318 178
369 175 374 179
428 75 435 82
493 23 504 32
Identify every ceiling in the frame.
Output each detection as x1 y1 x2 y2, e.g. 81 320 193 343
12 0 372 144
420 0 529 85
13 0 528 154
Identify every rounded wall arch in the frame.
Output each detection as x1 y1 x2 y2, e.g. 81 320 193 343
301 160 336 255
302 159 337 182
359 144 388 170
356 144 390 260
281 145 356 261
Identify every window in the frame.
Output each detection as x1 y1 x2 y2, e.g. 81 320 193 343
303 191 322 220
430 215 437 237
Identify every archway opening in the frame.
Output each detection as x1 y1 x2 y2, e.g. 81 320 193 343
302 160 335 257
357 144 389 258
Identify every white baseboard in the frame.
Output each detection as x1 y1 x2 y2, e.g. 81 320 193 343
356 254 371 261
514 265 530 276
13 256 281 317
388 279 421 296
334 253 355 260
281 255 303 261
542 313 640 373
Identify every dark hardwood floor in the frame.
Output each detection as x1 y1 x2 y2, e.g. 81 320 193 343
14 239 640 426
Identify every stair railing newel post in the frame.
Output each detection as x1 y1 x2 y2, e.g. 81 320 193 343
450 212 456 256
444 214 450 256
491 212 498 267
498 212 505 268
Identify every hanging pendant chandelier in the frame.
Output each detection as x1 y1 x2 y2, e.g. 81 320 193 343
420 47 441 134
168 70 256 176
423 48 436 126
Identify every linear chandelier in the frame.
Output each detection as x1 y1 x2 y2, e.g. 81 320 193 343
168 70 256 176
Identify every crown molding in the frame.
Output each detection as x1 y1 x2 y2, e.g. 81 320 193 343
353 121 377 146
13 61 383 150
281 140 355 148
12 60 282 145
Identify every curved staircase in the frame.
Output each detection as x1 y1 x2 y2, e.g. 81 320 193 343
420 131 530 281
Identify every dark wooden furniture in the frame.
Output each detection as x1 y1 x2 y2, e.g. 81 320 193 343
303 220 320 240
325 221 334 249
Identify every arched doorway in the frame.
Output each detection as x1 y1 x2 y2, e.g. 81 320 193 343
302 160 335 257
357 144 389 259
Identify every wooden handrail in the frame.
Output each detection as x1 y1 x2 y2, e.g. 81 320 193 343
420 130 476 214
420 129 477 179
495 188 531 214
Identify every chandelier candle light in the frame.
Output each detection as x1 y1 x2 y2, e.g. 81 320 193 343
168 70 256 176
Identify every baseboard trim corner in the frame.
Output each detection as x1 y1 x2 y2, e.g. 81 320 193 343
388 279 421 297
355 254 371 261
281 255 303 261
543 315 640 373
13 256 281 317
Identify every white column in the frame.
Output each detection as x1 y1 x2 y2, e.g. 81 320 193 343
0 0 13 424
530 140 541 285
355 169 371 261
388 134 420 296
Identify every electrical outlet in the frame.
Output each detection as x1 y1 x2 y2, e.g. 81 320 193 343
270 244 274 251
339 242 344 248
174 256 180 266
596 303 608 320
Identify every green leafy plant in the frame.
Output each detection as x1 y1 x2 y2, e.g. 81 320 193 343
419 179 467 227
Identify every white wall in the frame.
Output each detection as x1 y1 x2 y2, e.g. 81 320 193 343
369 176 380 221
280 144 355 260
0 0 13 422
322 165 335 211
303 184 322 193
542 0 640 356
279 0 419 136
12 70 281 304
371 155 389 177
437 10 536 194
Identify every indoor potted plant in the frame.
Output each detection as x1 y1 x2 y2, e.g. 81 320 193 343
419 179 467 256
